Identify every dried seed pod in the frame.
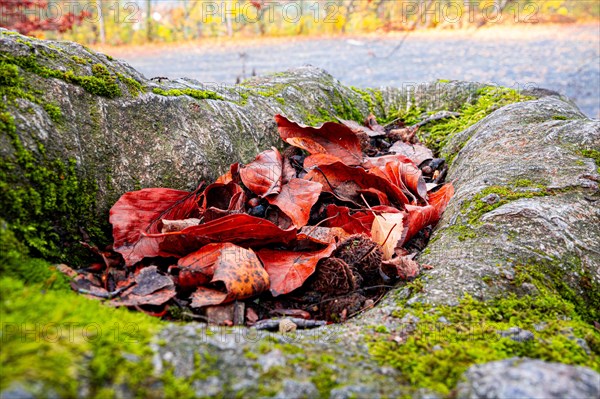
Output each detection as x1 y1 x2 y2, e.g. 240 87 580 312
334 235 383 282
321 292 367 321
310 257 358 295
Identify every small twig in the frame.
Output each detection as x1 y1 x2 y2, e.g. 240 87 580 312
77 281 135 299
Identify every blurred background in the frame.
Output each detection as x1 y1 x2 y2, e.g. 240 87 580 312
2 0 599 117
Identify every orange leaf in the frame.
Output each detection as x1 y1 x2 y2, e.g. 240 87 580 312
190 243 270 308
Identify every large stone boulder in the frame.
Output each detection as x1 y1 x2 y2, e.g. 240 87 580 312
1 30 599 398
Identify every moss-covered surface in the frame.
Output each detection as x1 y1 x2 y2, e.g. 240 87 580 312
0 223 163 397
368 283 600 396
0 52 122 98
0 60 106 262
446 179 553 241
152 87 222 101
579 149 600 173
399 86 534 161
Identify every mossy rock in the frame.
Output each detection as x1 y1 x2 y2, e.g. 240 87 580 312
1 30 599 398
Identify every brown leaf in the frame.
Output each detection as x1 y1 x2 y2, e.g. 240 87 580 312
381 256 420 280
298 226 351 245
389 141 434 166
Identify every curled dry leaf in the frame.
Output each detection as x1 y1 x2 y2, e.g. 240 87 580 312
401 182 455 245
110 187 202 266
276 114 363 166
389 141 434 166
258 243 337 296
381 256 420 280
239 148 283 198
190 243 270 308
370 212 407 260
176 243 223 290
304 161 409 206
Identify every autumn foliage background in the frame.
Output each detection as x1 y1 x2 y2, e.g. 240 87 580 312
1 0 597 46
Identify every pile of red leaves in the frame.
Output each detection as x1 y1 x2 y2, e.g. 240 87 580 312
67 114 454 325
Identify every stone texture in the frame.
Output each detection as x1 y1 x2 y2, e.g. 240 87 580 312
455 357 600 399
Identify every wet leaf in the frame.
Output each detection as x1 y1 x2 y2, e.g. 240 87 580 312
276 114 363 166
258 244 336 296
240 148 283 198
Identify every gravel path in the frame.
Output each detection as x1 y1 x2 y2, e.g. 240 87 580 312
108 24 599 118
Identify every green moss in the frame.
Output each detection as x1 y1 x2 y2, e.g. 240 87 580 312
579 149 600 173
0 275 163 397
552 115 569 120
152 87 222 101
447 180 551 241
71 56 90 65
0 62 21 86
400 86 533 160
0 58 105 261
0 55 121 98
116 73 145 97
350 86 375 114
369 292 599 396
43 102 62 123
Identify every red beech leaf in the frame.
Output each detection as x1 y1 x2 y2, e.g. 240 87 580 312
258 244 337 296
266 178 322 228
190 243 269 308
303 153 344 169
176 243 223 289
401 183 455 245
304 161 408 207
142 213 298 259
240 148 283 198
324 205 374 235
110 187 202 266
275 114 363 166
297 226 351 245
368 157 427 203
